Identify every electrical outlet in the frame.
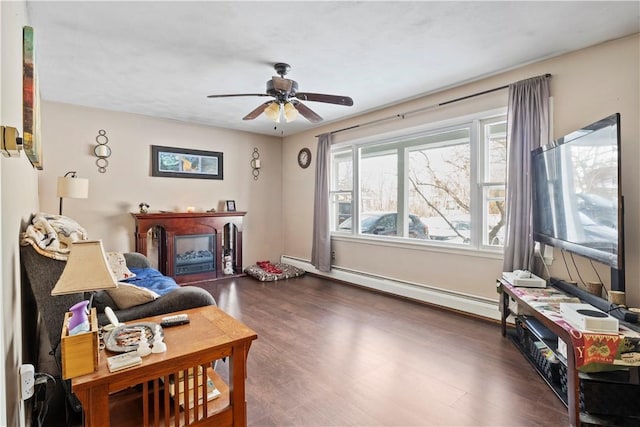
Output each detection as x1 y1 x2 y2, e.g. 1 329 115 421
331 250 336 260
20 364 35 400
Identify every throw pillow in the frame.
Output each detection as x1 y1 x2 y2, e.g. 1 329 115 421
107 252 136 280
106 283 159 309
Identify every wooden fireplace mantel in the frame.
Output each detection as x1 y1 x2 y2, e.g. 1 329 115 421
131 211 246 284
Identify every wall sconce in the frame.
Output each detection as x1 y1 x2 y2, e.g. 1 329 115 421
94 129 111 173
1 126 23 158
57 171 89 215
250 147 261 180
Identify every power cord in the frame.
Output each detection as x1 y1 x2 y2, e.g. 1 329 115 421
536 245 552 279
560 249 575 282
33 372 56 427
589 259 609 300
569 252 588 288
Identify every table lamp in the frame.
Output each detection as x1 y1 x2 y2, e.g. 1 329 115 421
52 240 117 295
52 240 118 334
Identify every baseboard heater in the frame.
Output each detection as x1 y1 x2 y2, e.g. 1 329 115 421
280 256 500 321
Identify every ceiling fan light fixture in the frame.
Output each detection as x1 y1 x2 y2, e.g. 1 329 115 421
264 101 281 122
208 63 353 124
283 102 299 122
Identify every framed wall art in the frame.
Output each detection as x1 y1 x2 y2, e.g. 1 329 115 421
23 26 43 169
151 145 223 180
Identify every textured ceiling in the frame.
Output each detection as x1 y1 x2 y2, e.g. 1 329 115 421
26 1 640 137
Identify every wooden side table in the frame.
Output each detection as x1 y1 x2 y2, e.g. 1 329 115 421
72 306 257 427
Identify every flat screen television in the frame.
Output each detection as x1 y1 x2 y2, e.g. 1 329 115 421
532 113 624 291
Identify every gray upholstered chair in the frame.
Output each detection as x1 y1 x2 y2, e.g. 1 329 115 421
20 245 216 412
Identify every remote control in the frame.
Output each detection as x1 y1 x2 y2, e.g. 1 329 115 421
161 314 190 327
107 351 142 372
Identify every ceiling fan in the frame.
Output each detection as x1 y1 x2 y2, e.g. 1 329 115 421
207 63 353 123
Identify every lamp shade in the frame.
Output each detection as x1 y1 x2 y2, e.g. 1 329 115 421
57 175 89 199
283 102 299 122
264 101 282 122
51 240 118 295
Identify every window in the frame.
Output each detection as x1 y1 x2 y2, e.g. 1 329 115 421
330 110 507 251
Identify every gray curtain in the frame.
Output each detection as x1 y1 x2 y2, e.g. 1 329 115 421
503 75 550 272
311 133 332 272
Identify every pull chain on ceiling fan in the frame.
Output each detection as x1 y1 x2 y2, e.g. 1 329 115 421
207 63 353 123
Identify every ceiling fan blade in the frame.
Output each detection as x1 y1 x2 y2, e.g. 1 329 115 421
294 92 353 106
207 93 270 98
292 101 323 123
242 101 273 120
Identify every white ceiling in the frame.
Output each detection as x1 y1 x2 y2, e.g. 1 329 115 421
26 1 640 137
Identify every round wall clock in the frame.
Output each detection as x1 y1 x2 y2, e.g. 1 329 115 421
297 148 312 169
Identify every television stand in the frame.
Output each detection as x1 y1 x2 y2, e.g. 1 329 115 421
551 278 639 325
499 280 640 426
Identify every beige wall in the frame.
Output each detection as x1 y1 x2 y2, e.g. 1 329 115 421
39 102 284 264
1 12 638 423
282 34 640 307
1 1 40 426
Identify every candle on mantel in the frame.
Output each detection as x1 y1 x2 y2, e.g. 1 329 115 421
186 206 195 213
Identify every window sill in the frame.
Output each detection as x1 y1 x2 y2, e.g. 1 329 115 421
330 233 504 260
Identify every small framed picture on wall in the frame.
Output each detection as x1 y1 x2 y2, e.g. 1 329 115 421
226 200 236 212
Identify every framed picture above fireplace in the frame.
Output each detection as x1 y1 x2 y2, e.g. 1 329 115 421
151 145 223 179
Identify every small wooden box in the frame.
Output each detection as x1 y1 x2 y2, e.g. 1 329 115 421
61 307 99 379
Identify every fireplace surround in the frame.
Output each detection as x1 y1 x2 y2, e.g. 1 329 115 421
132 211 245 284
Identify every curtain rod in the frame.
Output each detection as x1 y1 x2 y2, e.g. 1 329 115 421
317 73 552 137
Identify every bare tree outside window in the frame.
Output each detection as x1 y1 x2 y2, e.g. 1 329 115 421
330 113 507 249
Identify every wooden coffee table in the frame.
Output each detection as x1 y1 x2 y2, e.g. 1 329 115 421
72 305 257 427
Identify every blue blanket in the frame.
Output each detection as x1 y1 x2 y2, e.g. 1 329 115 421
123 268 179 296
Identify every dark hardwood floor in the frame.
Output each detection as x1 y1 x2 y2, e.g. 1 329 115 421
46 274 569 426
195 275 568 426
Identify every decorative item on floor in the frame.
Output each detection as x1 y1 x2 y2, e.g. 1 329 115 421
94 129 111 173
250 147 261 180
0 125 23 158
23 25 43 170
56 171 89 215
51 240 117 295
244 261 306 282
226 200 236 212
151 145 223 180
139 202 149 213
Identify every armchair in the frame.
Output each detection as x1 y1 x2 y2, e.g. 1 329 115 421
20 245 215 411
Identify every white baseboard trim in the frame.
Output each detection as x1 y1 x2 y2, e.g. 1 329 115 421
280 256 501 321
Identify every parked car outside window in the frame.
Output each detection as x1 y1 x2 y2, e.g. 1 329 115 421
338 212 429 239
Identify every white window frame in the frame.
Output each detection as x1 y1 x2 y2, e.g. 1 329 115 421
330 107 507 255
